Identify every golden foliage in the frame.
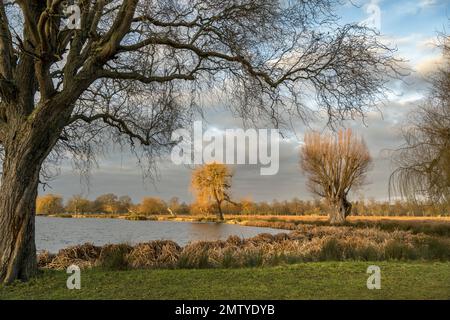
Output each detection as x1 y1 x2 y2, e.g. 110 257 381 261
139 197 166 215
36 194 64 215
191 162 234 219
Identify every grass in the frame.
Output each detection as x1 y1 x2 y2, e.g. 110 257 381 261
1 262 449 299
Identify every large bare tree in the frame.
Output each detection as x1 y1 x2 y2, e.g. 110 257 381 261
390 32 450 204
0 0 399 283
300 129 372 223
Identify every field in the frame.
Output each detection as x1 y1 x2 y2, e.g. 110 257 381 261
1 262 449 299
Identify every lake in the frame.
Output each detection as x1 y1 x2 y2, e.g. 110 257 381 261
36 216 286 253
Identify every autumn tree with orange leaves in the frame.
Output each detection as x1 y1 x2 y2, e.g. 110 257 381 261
36 194 64 215
191 163 236 221
300 129 372 223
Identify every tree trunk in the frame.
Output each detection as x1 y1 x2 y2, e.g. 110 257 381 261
216 200 224 221
0 111 63 284
329 197 352 224
0 169 39 284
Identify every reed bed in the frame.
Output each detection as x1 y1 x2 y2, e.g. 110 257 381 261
41 243 101 270
236 218 450 237
37 224 450 271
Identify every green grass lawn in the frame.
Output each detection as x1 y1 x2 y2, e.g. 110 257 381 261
1 261 449 300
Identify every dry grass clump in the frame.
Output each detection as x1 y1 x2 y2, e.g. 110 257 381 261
226 235 243 246
126 240 181 269
43 243 101 270
248 233 275 243
37 225 450 270
178 241 216 268
37 250 55 268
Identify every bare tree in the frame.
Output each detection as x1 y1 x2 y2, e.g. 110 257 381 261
390 32 450 204
0 0 400 283
300 129 372 223
191 162 235 220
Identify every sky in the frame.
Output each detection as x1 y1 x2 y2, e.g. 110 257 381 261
39 0 450 204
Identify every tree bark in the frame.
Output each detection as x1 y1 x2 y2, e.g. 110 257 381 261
329 197 352 224
0 108 65 284
0 168 39 284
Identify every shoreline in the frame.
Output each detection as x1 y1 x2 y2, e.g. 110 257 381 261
37 213 450 235
40 213 450 223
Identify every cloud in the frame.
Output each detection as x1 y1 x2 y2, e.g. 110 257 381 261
391 0 441 16
419 0 437 8
416 55 444 75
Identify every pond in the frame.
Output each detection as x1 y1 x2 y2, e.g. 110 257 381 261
36 216 286 253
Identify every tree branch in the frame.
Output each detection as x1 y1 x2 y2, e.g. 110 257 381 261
69 113 161 146
118 36 282 87
96 69 195 83
0 1 14 81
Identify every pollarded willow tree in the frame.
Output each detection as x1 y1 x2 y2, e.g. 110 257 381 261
0 0 400 283
300 129 372 224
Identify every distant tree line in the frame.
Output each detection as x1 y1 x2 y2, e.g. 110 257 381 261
36 194 449 217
